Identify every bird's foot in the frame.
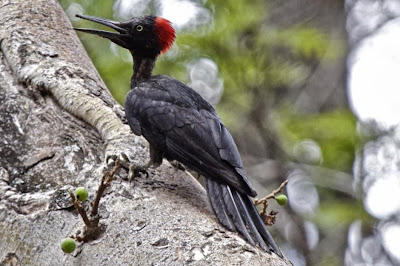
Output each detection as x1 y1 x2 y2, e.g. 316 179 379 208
128 163 150 182
104 152 149 182
103 132 148 180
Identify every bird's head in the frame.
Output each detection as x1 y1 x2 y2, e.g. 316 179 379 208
75 14 175 59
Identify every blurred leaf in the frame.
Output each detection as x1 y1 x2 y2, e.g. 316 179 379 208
319 256 341 266
278 27 343 60
316 202 372 230
280 109 358 171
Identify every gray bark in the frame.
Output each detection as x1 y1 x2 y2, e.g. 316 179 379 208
0 0 291 265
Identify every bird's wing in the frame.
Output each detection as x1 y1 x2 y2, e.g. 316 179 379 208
126 78 256 196
164 108 256 196
126 114 142 136
151 103 255 196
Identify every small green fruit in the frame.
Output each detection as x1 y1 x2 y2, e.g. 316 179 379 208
75 187 88 202
61 238 76 253
275 194 288 206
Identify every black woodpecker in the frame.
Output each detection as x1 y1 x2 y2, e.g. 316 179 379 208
75 14 282 256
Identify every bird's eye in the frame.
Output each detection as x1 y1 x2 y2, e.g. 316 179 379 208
136 25 143 32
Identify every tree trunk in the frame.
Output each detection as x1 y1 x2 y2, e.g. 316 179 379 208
0 0 291 265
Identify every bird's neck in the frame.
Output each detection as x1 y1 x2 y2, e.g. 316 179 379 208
131 55 156 87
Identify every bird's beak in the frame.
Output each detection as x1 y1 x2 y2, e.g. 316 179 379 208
74 14 129 46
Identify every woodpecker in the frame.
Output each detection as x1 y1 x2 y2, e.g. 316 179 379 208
75 14 282 256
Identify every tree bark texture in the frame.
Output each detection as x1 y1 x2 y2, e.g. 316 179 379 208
0 0 292 265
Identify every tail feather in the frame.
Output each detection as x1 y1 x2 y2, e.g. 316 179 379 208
231 188 269 251
221 185 256 246
205 178 282 257
242 191 282 256
205 178 235 231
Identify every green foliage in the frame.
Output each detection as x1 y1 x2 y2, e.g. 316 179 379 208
280 109 358 171
277 27 343 60
318 256 341 266
316 201 372 230
158 0 340 124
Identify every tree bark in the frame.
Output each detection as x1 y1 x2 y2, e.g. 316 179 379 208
0 0 291 265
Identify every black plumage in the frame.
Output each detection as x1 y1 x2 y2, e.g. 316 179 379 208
126 75 256 195
75 14 282 257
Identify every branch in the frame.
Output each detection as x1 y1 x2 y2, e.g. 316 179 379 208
91 158 120 217
254 180 289 206
69 192 92 228
254 180 288 225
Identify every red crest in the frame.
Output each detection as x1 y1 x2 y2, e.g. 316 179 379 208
154 17 176 54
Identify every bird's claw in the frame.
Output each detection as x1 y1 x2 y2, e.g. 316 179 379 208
104 149 151 183
105 154 117 168
103 133 151 182
128 164 149 182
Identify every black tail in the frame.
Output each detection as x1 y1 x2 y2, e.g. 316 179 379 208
205 178 282 257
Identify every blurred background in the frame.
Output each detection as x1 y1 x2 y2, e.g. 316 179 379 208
60 0 400 265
